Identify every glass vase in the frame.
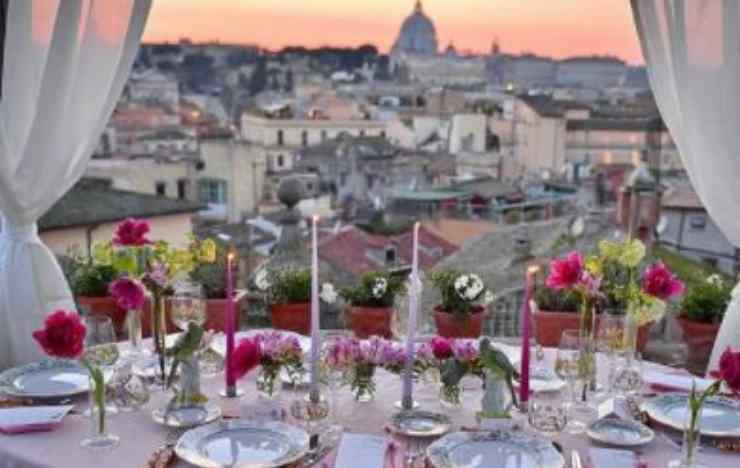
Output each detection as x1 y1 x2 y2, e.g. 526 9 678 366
81 374 119 451
152 295 168 388
257 365 282 400
622 313 639 358
439 383 463 410
126 309 144 357
351 364 376 403
579 303 597 393
669 404 705 468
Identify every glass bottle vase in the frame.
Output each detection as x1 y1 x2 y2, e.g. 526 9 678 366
669 403 705 468
257 365 282 400
439 383 463 410
152 295 168 387
126 308 143 356
351 364 376 403
80 374 119 451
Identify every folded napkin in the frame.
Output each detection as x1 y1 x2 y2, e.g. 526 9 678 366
589 448 637 468
334 433 389 468
0 405 74 434
643 370 713 393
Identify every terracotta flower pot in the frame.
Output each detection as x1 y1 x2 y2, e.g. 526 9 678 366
348 306 394 339
271 302 311 336
76 296 127 335
677 316 721 363
434 306 486 338
534 308 652 351
203 291 247 333
141 297 177 338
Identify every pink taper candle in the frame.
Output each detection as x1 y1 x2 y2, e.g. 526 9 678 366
310 215 320 401
519 265 539 409
225 252 236 394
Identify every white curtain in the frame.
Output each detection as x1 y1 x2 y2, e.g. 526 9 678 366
631 0 740 372
0 0 151 368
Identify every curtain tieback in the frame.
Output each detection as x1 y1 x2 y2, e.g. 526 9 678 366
1 221 40 244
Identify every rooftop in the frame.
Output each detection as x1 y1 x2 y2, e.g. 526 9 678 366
662 186 704 211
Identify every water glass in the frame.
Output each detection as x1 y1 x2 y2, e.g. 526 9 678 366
528 390 567 436
613 353 643 397
169 296 206 331
555 329 591 434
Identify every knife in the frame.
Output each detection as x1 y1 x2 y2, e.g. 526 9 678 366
571 449 583 468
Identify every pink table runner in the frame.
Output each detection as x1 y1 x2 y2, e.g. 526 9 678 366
0 341 736 468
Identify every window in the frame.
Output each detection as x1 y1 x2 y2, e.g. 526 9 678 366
177 179 188 200
155 181 166 196
306 182 314 192
198 178 227 204
690 215 706 230
277 129 284 146
301 130 308 147
277 154 285 168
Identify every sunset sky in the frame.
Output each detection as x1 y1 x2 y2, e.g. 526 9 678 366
142 0 644 64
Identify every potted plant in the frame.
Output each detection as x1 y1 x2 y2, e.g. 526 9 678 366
340 272 406 338
255 268 336 335
69 259 124 332
533 286 582 347
430 270 494 338
677 274 731 362
189 241 247 333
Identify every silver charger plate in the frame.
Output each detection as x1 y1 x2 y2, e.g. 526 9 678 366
641 394 740 438
175 420 310 468
427 430 565 468
587 417 654 447
152 402 222 428
0 360 93 399
389 410 451 437
211 330 311 357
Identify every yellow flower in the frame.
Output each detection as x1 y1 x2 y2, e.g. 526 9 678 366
199 239 217 263
598 240 620 260
629 295 666 326
585 255 602 276
91 241 113 265
618 239 646 268
169 248 195 275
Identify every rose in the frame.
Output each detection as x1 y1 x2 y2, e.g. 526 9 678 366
641 262 685 300
108 277 146 310
718 347 740 392
113 218 152 246
546 251 584 290
32 310 87 359
230 338 262 381
431 337 453 360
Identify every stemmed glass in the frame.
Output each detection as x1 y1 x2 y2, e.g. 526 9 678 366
555 329 595 434
596 312 627 398
83 316 120 416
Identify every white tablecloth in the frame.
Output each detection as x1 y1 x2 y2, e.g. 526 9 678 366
0 339 737 468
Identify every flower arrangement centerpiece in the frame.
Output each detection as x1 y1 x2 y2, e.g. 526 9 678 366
32 310 118 450
95 218 216 382
430 270 494 338
420 337 483 409
254 267 336 335
323 336 397 402
671 347 740 468
340 272 406 338
251 330 305 399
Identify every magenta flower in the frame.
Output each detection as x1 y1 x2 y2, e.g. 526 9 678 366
546 251 584 290
325 338 355 369
431 337 454 360
229 338 262 381
108 278 146 310
32 310 87 360
641 262 685 300
718 347 740 392
452 339 478 362
113 218 152 246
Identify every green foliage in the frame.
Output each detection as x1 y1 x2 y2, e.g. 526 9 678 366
339 271 406 308
267 269 312 305
534 286 581 312
651 245 731 290
430 270 492 318
681 276 733 323
62 248 117 297
189 240 230 299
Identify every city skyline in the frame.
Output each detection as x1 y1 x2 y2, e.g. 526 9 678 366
142 0 644 64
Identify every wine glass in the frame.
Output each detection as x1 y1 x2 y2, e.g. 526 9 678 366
596 313 627 398
83 316 120 416
555 329 594 434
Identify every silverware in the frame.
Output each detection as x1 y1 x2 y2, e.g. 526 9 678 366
570 449 582 468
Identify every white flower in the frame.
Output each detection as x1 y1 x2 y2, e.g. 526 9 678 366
255 269 271 291
707 274 724 288
320 282 337 304
482 290 494 305
372 277 388 298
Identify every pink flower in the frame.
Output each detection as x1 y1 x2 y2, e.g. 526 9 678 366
641 262 685 300
546 252 584 290
146 264 168 289
325 338 354 369
380 341 406 368
113 218 152 246
229 338 262 381
108 278 146 310
452 339 478 362
718 347 740 392
578 272 602 298
431 337 453 360
253 331 301 361
32 310 87 359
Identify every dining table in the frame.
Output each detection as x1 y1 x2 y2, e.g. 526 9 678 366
0 335 737 468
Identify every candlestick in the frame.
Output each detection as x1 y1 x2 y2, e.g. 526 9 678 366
310 215 320 401
225 251 237 397
402 222 421 410
519 265 539 410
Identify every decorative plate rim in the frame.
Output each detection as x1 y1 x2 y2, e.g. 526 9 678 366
641 394 740 438
586 417 654 447
151 401 223 428
0 359 91 399
388 410 452 437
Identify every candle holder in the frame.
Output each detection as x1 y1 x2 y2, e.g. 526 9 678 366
395 398 420 410
290 395 330 452
218 386 245 399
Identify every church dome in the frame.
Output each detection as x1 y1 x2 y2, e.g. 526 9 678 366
392 1 438 56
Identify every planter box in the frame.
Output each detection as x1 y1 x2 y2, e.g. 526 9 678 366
534 308 651 351
203 290 248 333
76 296 127 335
347 306 394 339
271 302 311 336
434 306 486 338
677 316 721 363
